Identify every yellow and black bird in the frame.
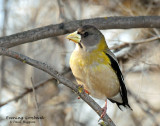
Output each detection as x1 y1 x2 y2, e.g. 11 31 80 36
66 25 132 118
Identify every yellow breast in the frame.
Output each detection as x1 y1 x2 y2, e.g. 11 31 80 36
70 49 120 99
70 37 120 99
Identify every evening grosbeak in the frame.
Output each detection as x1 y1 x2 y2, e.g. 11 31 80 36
66 25 132 118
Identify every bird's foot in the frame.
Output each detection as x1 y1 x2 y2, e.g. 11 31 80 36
77 85 84 93
99 100 107 121
100 107 107 119
77 85 90 99
84 89 90 95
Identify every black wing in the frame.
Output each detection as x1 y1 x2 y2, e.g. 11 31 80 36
106 53 132 110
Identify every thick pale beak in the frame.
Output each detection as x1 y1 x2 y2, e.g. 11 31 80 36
66 31 81 43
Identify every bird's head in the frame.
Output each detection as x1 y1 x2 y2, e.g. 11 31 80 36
66 25 108 52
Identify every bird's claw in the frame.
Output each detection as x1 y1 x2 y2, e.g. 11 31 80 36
77 85 90 99
84 89 90 95
77 85 90 94
99 100 107 121
100 107 107 118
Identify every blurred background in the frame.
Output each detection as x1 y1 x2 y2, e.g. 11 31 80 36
0 0 160 126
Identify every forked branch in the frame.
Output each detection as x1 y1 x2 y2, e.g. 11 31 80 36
0 47 116 126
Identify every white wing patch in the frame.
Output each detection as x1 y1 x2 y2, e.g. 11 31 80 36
110 93 123 103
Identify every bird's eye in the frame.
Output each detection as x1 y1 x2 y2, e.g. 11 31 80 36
77 31 80 35
83 32 89 37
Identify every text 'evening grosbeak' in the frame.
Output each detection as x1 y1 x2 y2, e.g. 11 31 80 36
66 25 132 118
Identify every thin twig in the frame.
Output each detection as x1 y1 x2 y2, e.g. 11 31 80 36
0 67 70 107
0 47 116 126
111 35 160 50
31 78 42 126
0 78 54 107
57 0 67 21
0 68 70 107
128 90 159 126
0 0 9 105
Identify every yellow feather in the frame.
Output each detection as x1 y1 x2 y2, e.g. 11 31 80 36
70 37 120 99
70 36 110 67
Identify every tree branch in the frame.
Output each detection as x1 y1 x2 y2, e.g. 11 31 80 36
0 16 160 48
128 90 159 126
111 35 160 50
0 78 54 107
31 78 43 126
0 47 116 126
